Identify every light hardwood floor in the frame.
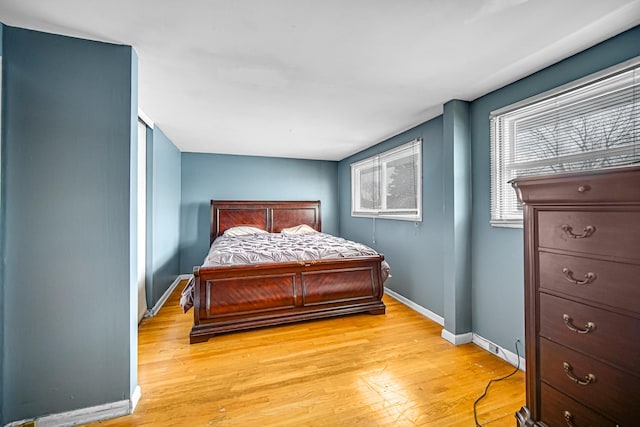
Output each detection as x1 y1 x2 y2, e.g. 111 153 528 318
90 283 524 426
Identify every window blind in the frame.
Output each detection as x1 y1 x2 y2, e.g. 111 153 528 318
490 58 640 227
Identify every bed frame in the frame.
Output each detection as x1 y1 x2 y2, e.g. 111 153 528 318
189 200 386 343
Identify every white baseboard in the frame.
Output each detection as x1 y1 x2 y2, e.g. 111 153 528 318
441 329 473 345
384 287 444 326
473 333 526 371
385 289 526 367
4 385 141 427
130 385 142 412
145 274 191 317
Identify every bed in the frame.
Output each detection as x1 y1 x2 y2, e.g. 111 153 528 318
182 200 388 343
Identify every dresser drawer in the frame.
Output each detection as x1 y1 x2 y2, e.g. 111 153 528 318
539 293 640 372
539 251 640 315
538 210 640 260
540 338 639 424
540 383 616 427
513 167 640 204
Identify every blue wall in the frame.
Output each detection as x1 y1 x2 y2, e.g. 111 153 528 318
338 117 445 316
1 26 136 423
146 126 181 306
470 25 640 351
180 153 339 272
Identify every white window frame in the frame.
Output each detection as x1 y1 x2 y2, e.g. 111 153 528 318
490 56 640 228
351 139 422 221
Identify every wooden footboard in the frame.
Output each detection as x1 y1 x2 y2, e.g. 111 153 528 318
190 256 386 343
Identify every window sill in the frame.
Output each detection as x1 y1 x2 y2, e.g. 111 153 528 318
490 220 523 229
352 213 422 222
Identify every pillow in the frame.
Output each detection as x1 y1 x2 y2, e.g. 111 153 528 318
223 225 269 237
280 224 318 235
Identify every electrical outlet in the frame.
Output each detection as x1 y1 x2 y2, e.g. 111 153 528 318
488 343 499 354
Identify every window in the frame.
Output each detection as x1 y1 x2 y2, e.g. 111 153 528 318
491 57 640 227
351 139 422 221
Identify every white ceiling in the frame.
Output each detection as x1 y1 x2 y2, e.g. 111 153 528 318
1 1 639 161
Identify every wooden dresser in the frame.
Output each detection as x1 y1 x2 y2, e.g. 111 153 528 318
511 166 640 427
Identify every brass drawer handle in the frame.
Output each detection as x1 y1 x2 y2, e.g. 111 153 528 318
563 361 596 385
561 224 596 239
562 268 597 285
564 410 576 427
563 314 596 334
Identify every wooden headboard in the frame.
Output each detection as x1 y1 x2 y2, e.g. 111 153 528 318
210 200 321 244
